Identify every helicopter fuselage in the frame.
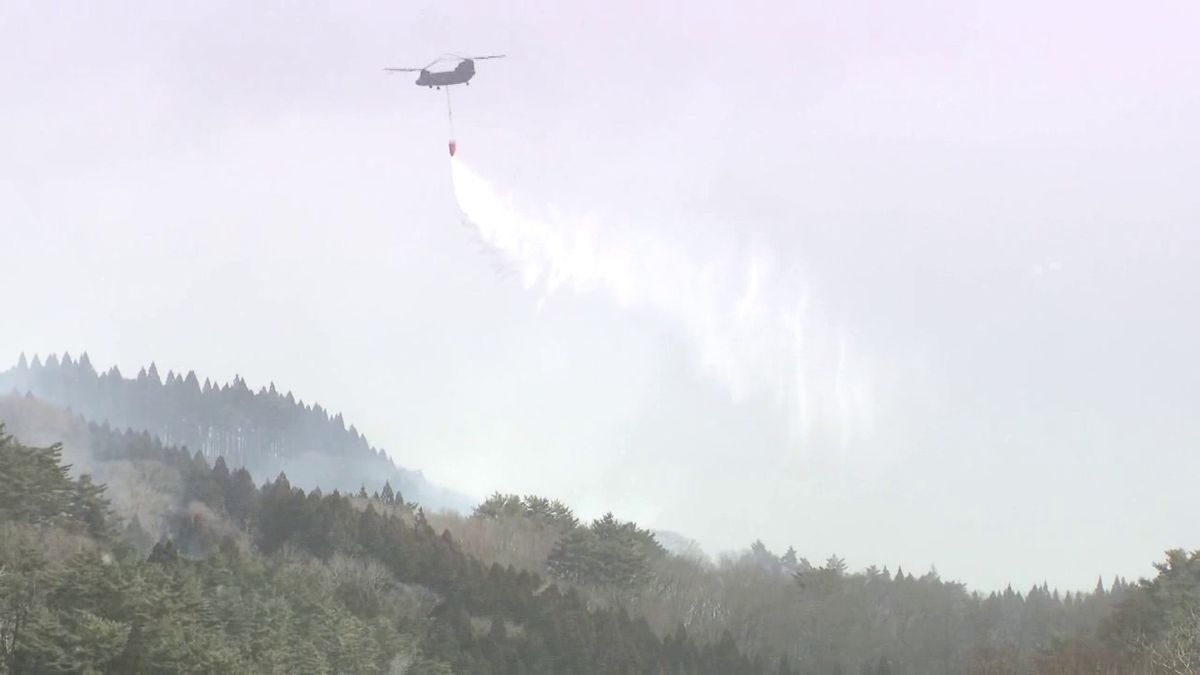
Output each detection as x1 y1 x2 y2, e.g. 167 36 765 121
416 60 475 88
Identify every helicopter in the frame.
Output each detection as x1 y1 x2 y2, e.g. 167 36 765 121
384 54 505 89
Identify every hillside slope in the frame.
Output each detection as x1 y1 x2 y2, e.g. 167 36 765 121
0 419 772 674
0 353 472 512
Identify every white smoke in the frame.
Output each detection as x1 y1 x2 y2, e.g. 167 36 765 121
450 157 873 447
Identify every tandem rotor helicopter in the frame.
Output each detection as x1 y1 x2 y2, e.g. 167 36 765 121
384 53 505 156
384 53 505 89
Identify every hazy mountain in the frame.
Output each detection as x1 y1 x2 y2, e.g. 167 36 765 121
0 352 473 512
0 367 1185 673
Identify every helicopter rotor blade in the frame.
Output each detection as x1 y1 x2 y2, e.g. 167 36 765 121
385 53 505 74
443 53 506 62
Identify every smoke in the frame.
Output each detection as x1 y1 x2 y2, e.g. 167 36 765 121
0 393 181 533
449 157 874 447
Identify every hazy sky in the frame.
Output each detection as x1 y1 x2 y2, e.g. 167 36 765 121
2 0 1198 591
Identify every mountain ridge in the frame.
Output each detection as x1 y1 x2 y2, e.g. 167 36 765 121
0 352 474 512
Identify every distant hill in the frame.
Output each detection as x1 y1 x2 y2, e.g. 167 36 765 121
2 412 754 673
0 352 473 512
0 355 1172 674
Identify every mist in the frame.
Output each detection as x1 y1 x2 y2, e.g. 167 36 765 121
2 0 1199 594
451 156 873 446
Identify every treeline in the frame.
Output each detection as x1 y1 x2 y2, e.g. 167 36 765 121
5 393 1157 673
0 353 468 510
5 365 1200 672
0 424 434 673
437 494 1187 674
0 423 778 674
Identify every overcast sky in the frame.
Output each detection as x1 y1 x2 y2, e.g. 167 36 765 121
2 0 1198 591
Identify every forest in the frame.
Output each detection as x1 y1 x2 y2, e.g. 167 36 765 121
2 355 1199 674
0 353 469 511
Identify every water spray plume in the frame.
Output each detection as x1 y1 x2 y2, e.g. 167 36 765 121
449 157 874 447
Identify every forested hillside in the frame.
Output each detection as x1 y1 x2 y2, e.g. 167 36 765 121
0 420 770 674
433 494 1155 673
3 372 1200 673
0 353 470 511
